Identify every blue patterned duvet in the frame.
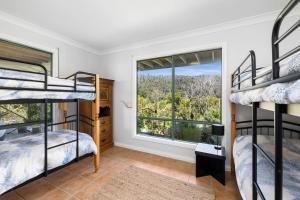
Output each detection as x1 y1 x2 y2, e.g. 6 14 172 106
0 69 96 100
233 135 300 200
0 130 97 194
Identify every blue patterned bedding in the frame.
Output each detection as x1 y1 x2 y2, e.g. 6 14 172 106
233 135 300 200
0 90 95 101
0 69 95 100
230 79 300 105
0 129 97 194
230 52 300 105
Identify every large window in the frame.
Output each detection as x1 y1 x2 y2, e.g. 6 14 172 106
137 49 222 143
0 39 53 140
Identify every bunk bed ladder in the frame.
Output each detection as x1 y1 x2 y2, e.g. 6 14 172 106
253 105 286 200
252 102 258 200
76 99 80 161
44 99 48 176
44 99 81 177
252 102 280 200
250 50 267 200
250 48 278 200
271 0 299 199
274 104 286 200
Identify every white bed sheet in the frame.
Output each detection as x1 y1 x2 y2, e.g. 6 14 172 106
0 129 97 194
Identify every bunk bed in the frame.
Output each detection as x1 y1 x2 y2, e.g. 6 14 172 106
0 57 101 195
230 0 300 200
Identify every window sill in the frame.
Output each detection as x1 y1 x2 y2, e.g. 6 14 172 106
133 133 197 149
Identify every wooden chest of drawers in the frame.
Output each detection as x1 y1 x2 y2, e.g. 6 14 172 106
80 78 114 152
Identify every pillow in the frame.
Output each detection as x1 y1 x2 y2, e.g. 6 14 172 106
287 52 300 74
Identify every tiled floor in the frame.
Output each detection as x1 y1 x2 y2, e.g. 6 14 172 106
0 146 242 200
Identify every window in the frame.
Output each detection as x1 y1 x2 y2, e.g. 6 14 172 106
0 39 53 140
137 49 222 144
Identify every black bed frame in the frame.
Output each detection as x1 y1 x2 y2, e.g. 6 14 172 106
236 119 300 139
231 0 300 199
0 56 97 194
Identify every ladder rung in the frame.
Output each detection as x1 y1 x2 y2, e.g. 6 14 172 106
253 143 275 168
274 19 300 45
47 140 77 150
254 181 266 200
274 45 300 63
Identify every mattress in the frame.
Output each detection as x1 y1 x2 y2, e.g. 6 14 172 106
230 78 300 105
0 69 95 100
0 129 97 194
0 90 95 101
233 135 300 200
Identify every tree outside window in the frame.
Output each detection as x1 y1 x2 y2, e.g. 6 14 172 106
137 49 222 144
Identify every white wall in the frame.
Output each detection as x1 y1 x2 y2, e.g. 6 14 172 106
96 12 299 170
0 13 105 127
0 16 104 77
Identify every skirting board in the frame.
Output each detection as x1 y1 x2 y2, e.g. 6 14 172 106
114 142 231 171
114 142 195 163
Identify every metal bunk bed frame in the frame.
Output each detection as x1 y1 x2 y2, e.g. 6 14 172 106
231 0 300 199
0 56 98 193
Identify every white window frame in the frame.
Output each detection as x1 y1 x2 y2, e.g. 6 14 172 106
131 42 228 149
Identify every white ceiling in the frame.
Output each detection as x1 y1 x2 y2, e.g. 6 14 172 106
0 0 289 53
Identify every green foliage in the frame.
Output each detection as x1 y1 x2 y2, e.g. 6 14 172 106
137 74 221 143
174 123 214 144
0 103 52 126
0 104 27 123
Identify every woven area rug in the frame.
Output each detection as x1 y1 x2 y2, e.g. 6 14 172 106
88 166 215 200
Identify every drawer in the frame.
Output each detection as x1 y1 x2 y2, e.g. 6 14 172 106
100 137 112 146
100 117 111 126
100 131 112 145
100 125 111 136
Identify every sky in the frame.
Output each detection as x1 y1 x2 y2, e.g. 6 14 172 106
138 63 221 76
